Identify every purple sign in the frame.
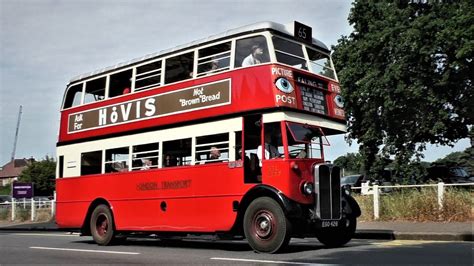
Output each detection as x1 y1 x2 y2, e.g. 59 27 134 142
12 182 33 199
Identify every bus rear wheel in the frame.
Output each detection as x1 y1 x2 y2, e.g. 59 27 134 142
243 197 291 253
90 204 116 245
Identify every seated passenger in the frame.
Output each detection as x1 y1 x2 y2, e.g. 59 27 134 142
205 146 221 164
163 154 177 167
140 159 152 170
242 44 264 67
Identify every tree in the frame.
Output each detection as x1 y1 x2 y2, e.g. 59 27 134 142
332 1 473 180
334 153 364 175
434 147 474 175
18 157 56 196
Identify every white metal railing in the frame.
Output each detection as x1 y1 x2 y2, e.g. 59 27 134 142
0 197 56 222
351 182 474 220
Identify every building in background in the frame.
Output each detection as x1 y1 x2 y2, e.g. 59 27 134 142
0 158 35 187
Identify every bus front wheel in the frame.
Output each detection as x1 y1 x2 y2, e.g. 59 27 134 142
90 204 116 245
243 197 291 253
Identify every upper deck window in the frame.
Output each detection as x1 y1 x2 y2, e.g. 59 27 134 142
109 70 132 98
63 84 83 109
235 36 269 68
135 60 162 92
306 48 335 80
165 52 194 84
197 42 231 77
84 77 106 104
272 36 307 70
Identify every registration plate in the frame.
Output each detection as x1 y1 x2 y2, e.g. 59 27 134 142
322 220 339 228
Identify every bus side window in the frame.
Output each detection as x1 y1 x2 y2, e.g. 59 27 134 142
84 77 106 104
104 147 129 173
131 142 159 171
165 52 194 84
135 60 162 92
80 150 102 176
63 83 83 109
234 35 269 68
195 133 229 164
58 156 64 178
162 138 192 167
197 42 231 77
109 69 132 98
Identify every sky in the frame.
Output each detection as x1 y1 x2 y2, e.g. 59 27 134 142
0 0 469 166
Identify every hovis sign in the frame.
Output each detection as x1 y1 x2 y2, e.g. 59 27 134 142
68 79 231 133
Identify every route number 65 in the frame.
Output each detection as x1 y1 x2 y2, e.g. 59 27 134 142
298 28 307 39
294 21 312 42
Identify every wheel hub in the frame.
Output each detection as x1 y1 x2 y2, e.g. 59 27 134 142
96 214 108 237
254 211 274 239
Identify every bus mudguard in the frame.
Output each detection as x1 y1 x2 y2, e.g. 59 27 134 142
239 184 303 218
342 194 361 217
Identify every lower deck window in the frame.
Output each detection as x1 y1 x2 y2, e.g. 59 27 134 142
195 133 229 164
132 143 159 170
162 138 191 167
105 147 129 173
81 151 102 176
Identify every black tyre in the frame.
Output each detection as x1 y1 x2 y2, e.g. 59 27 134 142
316 216 356 248
243 197 291 253
90 204 116 245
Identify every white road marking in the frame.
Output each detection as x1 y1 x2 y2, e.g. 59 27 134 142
13 233 80 237
30 246 140 255
211 257 316 265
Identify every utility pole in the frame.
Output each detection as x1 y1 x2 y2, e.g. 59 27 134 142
11 105 22 162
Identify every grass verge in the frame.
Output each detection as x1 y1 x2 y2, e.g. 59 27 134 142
353 187 473 222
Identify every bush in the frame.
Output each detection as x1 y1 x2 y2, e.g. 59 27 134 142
0 185 11 195
353 187 473 222
35 209 52 222
15 208 30 222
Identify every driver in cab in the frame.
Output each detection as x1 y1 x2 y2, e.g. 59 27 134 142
257 132 280 166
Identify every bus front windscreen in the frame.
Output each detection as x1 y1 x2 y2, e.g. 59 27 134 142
286 122 329 159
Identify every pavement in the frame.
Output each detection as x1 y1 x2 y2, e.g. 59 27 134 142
356 221 473 241
0 220 472 242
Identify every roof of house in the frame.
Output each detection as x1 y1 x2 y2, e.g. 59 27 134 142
0 159 34 179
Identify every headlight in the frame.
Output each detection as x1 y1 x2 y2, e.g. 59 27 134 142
301 182 314 195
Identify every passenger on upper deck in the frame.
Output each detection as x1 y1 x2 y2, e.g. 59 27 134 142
241 44 264 67
210 60 219 71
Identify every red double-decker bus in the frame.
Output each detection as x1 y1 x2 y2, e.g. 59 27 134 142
56 21 360 253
